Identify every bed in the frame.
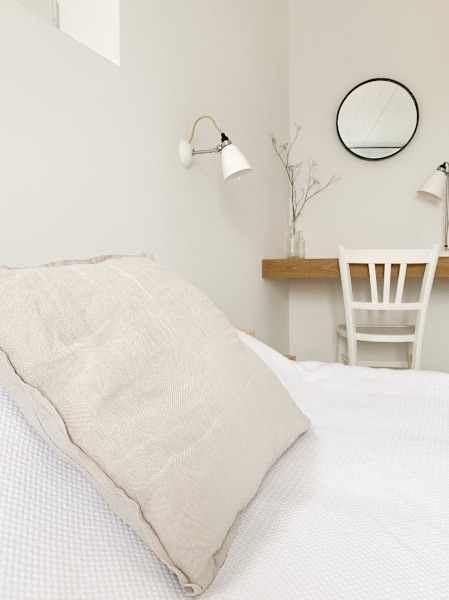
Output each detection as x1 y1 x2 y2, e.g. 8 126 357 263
1 329 448 600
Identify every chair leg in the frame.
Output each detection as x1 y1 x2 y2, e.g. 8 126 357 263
347 335 357 366
337 332 343 363
411 340 422 370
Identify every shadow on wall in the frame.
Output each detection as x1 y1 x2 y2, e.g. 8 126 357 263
14 0 120 65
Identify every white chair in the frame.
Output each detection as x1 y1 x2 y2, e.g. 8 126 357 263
337 245 439 370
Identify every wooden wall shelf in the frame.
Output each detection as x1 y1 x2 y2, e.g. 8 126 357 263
262 257 449 279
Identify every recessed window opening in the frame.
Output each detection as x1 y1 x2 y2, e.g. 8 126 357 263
16 0 120 66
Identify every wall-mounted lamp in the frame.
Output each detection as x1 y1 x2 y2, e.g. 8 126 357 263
418 162 449 252
179 115 252 182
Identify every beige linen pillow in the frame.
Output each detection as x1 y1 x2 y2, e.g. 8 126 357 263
0 252 310 595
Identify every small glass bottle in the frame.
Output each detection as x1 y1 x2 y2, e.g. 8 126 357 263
286 224 299 258
298 230 306 258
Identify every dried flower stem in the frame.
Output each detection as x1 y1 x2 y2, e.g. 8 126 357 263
270 125 341 229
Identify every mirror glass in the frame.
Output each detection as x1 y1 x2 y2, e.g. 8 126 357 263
336 78 418 160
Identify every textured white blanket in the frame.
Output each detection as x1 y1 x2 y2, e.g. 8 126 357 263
1 333 448 599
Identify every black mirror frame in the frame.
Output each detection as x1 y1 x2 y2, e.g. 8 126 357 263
336 78 419 161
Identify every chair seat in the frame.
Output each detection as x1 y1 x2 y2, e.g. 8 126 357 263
337 324 415 343
338 353 411 369
337 324 414 368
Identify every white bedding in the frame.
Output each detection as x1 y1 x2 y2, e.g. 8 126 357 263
1 333 448 599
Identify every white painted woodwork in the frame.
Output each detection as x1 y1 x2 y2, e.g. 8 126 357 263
337 245 439 370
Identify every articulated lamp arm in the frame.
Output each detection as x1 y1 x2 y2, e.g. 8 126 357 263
179 116 252 182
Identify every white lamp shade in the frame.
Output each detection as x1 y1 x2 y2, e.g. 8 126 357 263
221 144 252 182
418 169 447 200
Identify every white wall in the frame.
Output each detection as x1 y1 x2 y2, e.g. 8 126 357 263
288 0 449 372
14 0 52 23
0 0 291 353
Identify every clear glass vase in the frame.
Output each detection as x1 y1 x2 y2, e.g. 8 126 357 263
286 224 299 258
286 224 305 258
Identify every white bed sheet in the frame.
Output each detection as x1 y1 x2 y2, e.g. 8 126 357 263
1 333 448 600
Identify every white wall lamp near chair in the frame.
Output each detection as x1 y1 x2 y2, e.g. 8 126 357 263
418 162 449 252
337 245 439 370
179 115 253 182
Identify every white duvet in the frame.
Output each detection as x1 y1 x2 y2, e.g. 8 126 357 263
1 332 448 600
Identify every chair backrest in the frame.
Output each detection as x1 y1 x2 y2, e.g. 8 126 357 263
338 245 439 368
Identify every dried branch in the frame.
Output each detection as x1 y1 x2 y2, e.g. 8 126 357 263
270 126 341 228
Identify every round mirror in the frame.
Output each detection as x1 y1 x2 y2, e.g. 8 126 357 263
336 78 419 160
